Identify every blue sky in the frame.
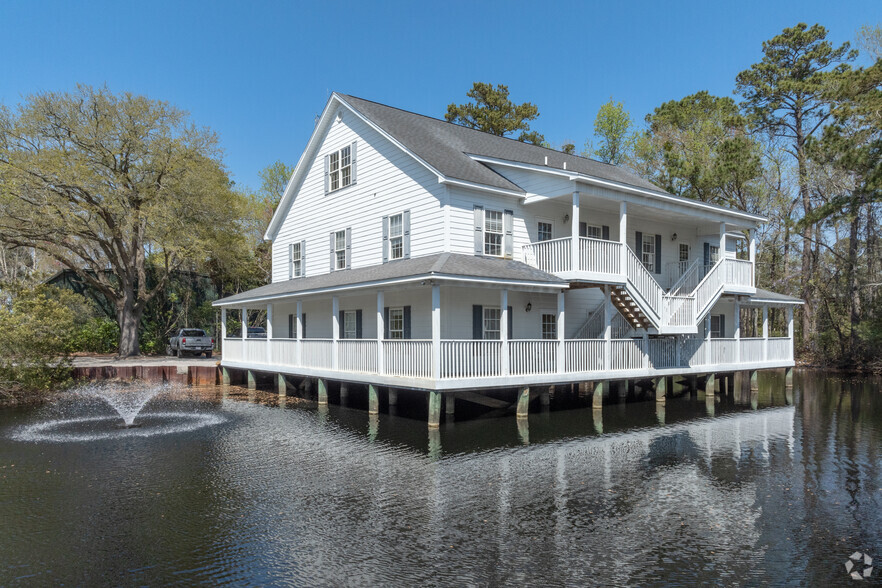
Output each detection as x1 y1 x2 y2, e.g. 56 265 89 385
0 1 877 191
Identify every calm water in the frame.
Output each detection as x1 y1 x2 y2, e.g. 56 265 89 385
1 371 881 586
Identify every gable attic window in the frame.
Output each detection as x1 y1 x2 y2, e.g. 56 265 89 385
325 142 356 193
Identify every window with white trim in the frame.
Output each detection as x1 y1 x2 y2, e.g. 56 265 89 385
328 145 352 192
537 221 553 242
710 314 723 338
642 233 657 272
679 243 689 262
343 311 357 339
483 307 501 340
484 210 503 256
709 245 720 265
389 213 404 260
290 242 302 278
334 230 346 270
584 224 602 239
541 313 557 340
388 307 404 340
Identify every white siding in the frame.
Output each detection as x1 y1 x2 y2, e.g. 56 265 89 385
271 108 446 283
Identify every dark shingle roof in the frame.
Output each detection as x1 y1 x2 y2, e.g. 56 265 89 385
750 288 804 305
338 94 666 195
213 253 565 305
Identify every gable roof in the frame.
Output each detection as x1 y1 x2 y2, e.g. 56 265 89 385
337 93 665 195
213 253 566 306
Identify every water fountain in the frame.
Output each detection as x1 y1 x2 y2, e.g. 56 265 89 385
10 381 226 442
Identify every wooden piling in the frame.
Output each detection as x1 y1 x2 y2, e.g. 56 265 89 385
247 370 256 390
593 380 606 409
368 384 379 415
516 386 530 419
749 369 759 391
445 394 455 415
221 367 231 385
277 373 287 396
428 391 442 428
317 378 328 405
655 377 667 403
784 366 793 388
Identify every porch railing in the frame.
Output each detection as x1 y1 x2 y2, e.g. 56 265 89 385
522 238 571 273
221 335 792 380
579 237 622 275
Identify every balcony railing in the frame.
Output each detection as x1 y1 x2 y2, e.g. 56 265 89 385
223 335 793 382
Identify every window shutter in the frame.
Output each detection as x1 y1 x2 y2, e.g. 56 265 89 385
579 222 587 238
355 309 363 339
655 234 662 275
350 141 357 184
300 240 306 277
382 216 389 263
602 225 610 240
635 231 642 260
324 154 329 194
403 306 411 339
473 205 484 256
383 307 389 339
703 242 710 267
338 310 345 338
329 232 335 271
288 243 293 279
403 209 411 259
472 305 483 340
288 314 294 339
507 306 513 339
345 227 352 269
503 209 514 259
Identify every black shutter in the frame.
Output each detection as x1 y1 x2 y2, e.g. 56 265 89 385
300 239 306 277
635 231 643 263
383 307 389 339
473 305 483 340
345 227 352 270
403 306 411 339
703 242 710 267
602 225 610 240
655 234 662 275
382 216 389 263
288 314 294 339
338 310 345 338
355 309 362 339
403 210 411 259
507 306 513 339
579 222 587 238
329 232 335 271
473 205 484 256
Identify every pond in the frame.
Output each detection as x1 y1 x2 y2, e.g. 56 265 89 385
1 371 880 586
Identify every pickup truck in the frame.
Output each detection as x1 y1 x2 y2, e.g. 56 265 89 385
168 328 215 358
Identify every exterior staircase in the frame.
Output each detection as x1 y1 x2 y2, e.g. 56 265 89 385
610 286 652 330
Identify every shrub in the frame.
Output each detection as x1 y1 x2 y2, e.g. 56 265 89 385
0 285 79 401
70 317 120 354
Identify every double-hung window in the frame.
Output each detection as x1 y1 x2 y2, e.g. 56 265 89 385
327 145 352 192
334 230 346 270
484 210 503 256
388 308 404 339
389 213 404 260
584 224 602 239
537 221 553 242
541 313 557 340
710 314 723 338
679 243 689 263
343 311 357 339
642 233 657 272
483 307 501 340
708 245 720 265
290 242 302 278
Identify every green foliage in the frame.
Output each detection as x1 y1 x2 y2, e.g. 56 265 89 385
591 98 634 165
71 317 120 354
446 83 545 144
0 285 79 400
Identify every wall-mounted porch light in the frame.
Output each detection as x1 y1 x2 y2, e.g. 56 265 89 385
525 302 532 312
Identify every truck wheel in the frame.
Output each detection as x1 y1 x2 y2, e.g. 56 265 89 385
205 351 213 358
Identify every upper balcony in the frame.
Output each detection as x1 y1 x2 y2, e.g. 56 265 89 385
523 236 755 334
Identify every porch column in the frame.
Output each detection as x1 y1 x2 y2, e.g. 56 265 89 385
571 190 580 272
719 222 727 258
705 314 712 366
603 285 612 371
734 299 741 364
787 305 794 361
295 300 303 367
500 289 509 376
331 296 339 370
762 304 769 362
266 303 273 364
432 285 441 379
748 228 757 286
241 307 247 339
220 308 227 340
556 290 566 373
619 201 628 275
642 332 649 370
377 291 385 375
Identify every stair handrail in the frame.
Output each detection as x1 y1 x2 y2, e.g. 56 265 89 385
691 257 728 319
623 246 664 323
668 258 703 296
574 305 632 339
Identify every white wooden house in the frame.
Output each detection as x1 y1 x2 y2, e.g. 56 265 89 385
213 93 801 423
